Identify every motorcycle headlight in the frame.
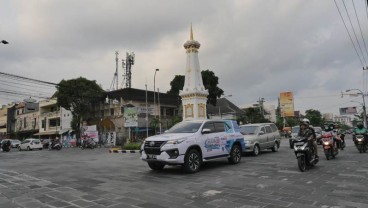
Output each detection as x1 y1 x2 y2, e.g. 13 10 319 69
166 138 186 145
357 138 363 142
323 142 329 145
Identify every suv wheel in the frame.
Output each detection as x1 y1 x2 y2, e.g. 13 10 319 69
18 146 21 151
27 146 31 151
228 144 242 164
147 162 165 171
272 142 279 152
253 144 260 156
183 149 202 173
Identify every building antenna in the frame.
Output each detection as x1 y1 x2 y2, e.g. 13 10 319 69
122 51 135 88
110 51 119 91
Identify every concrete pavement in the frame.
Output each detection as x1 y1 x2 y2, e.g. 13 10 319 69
0 135 367 208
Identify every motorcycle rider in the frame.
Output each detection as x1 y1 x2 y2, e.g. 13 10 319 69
353 122 367 145
298 118 318 159
334 123 344 149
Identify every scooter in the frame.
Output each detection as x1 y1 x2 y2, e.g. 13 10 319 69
354 134 367 153
48 141 62 151
321 132 338 160
1 140 11 152
80 138 95 150
293 136 318 172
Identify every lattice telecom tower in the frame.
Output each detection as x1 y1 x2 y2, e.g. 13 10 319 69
122 52 135 88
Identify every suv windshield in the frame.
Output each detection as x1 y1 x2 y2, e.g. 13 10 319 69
240 126 258 135
166 122 203 133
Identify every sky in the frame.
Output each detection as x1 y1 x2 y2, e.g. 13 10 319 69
1 0 368 116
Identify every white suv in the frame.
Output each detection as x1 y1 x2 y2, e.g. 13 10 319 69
141 120 245 173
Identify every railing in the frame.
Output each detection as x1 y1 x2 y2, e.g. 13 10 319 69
41 111 60 118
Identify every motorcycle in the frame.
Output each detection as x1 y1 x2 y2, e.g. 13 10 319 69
1 140 11 152
321 132 338 160
80 138 95 150
48 141 62 151
293 136 318 172
354 134 367 153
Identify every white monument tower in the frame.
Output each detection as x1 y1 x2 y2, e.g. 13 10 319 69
179 25 209 121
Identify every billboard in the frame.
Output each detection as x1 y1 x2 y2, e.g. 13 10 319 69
280 92 294 117
124 107 138 127
339 107 357 115
81 125 98 142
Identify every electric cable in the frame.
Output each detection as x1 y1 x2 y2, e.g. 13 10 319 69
334 0 365 67
352 0 368 60
341 0 367 65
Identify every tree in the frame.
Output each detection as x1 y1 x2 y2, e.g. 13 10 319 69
243 107 270 123
55 77 104 142
167 69 224 106
305 109 323 127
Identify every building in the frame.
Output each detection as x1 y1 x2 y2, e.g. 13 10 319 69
34 98 72 140
88 88 180 143
0 105 7 139
179 26 208 121
323 113 334 122
207 98 244 120
14 100 40 140
334 115 352 126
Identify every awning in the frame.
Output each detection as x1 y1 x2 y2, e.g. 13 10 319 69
33 131 58 136
58 129 70 135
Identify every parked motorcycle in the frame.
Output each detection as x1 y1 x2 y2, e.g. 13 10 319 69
1 140 11 152
80 138 95 150
293 136 318 172
48 141 62 151
321 132 338 160
354 134 367 153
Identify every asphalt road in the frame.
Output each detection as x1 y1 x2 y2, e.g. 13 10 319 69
1 135 367 208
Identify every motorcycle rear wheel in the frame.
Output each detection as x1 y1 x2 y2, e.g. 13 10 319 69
297 156 306 172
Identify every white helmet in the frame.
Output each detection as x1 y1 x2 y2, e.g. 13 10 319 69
302 118 310 125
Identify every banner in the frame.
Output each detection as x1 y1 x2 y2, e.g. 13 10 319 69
81 125 98 142
339 107 357 115
124 107 138 127
280 92 294 117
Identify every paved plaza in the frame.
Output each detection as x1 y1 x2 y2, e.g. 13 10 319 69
1 136 368 208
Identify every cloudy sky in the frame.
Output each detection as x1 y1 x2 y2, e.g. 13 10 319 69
1 0 368 116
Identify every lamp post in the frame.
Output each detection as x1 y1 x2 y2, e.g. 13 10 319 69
1 40 9 44
219 95 232 118
153 69 159 118
346 89 367 127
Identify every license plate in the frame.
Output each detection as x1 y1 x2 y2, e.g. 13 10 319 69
295 142 304 146
147 154 157 159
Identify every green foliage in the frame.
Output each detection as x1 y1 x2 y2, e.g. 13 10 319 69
55 77 104 137
305 109 323 127
123 142 141 150
243 107 270 123
166 69 224 106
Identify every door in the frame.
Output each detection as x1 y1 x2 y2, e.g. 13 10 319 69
258 126 268 149
265 125 274 148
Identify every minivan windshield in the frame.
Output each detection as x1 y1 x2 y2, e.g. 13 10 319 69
240 126 258 135
166 121 203 133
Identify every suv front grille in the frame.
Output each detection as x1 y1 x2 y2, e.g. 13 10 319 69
144 141 166 155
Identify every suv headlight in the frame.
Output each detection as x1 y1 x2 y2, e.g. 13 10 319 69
166 138 186 145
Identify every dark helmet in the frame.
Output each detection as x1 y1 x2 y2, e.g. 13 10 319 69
357 123 364 129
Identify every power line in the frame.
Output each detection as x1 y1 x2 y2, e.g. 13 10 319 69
0 90 50 99
0 72 57 86
341 0 367 65
334 0 365 67
351 0 368 60
0 82 53 96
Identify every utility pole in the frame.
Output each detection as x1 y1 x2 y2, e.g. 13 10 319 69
257 98 265 117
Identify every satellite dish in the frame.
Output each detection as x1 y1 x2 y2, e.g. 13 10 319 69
24 97 37 103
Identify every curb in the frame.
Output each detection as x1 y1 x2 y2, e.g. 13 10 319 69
109 149 139 153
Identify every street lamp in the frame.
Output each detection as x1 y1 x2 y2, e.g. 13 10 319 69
153 68 159 118
1 40 9 44
346 89 367 127
219 95 232 118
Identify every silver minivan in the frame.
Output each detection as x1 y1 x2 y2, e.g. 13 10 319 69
240 123 281 156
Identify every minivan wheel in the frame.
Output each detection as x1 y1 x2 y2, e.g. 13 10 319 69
228 144 242 164
27 146 30 151
272 142 279 152
183 149 202 173
253 145 260 156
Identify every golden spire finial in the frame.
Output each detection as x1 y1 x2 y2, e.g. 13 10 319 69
190 24 193 40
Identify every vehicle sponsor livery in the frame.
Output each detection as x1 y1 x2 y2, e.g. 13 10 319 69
141 120 245 173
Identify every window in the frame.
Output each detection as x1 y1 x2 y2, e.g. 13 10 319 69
240 126 258 135
260 127 266 134
265 126 272 134
202 122 215 132
24 118 26 128
214 122 225 133
270 124 278 132
110 108 114 116
42 119 46 129
49 118 60 127
166 122 202 133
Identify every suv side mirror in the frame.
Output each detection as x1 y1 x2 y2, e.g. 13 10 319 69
259 131 265 135
202 128 212 134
